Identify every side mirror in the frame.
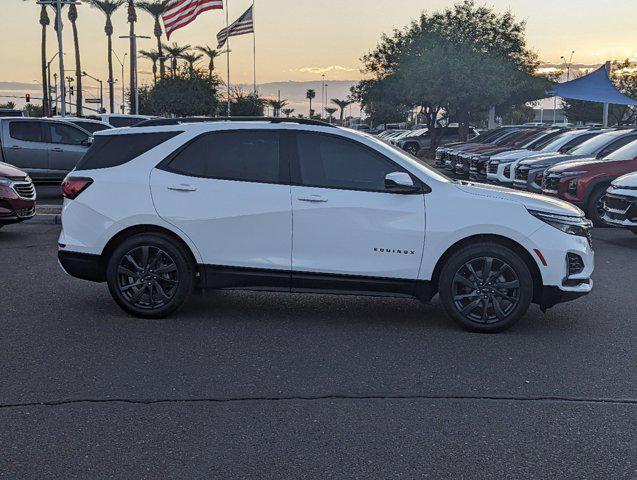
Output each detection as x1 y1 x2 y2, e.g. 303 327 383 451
385 172 420 193
83 137 93 147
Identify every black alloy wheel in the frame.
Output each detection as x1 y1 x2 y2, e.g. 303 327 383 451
117 246 179 310
405 143 420 156
106 233 195 318
451 257 520 325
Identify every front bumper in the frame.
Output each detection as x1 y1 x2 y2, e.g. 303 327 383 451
602 191 637 228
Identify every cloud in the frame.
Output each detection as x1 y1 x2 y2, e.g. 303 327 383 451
297 65 356 75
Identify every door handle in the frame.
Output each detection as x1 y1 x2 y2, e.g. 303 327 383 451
298 195 328 203
167 184 197 192
10 146 21 150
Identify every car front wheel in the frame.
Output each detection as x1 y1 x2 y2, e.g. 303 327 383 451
587 186 608 227
106 233 195 318
404 143 420 156
439 242 533 332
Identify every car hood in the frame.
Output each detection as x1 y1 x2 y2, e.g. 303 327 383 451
546 158 613 174
520 154 593 168
454 181 584 216
612 171 637 188
0 161 28 179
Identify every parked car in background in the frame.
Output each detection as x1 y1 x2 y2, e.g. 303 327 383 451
602 172 637 235
55 116 114 134
469 128 568 182
0 109 27 118
58 118 593 332
87 114 154 128
513 129 636 192
397 125 476 156
543 138 637 225
0 117 91 182
389 128 426 145
487 129 600 186
0 161 36 228
435 127 516 168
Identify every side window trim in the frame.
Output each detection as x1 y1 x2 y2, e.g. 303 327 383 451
289 130 420 193
158 129 290 186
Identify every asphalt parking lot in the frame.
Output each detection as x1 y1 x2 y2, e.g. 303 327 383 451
1 223 635 479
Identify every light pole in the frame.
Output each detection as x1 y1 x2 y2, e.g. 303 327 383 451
66 76 75 115
83 71 104 112
119 34 150 115
113 51 127 114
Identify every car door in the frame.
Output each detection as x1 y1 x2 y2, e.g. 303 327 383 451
150 129 293 285
46 121 90 174
290 131 426 283
3 120 48 176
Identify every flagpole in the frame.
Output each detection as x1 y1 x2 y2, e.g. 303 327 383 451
252 0 256 94
225 0 231 116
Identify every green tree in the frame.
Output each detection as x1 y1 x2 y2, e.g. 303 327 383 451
25 104 44 117
28 2 50 116
138 70 221 116
127 0 137 111
331 98 352 125
353 0 550 149
325 107 337 123
136 1 167 79
230 88 265 116
181 52 203 76
267 99 288 117
0 102 17 109
88 0 125 113
282 108 294 117
306 88 316 116
195 45 220 78
139 49 161 84
162 42 191 79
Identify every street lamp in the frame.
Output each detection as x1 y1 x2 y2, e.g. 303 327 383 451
119 33 150 115
82 71 104 112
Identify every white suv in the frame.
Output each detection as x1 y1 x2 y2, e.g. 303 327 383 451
58 119 594 332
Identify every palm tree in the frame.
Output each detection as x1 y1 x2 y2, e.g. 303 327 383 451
195 45 220 78
88 0 125 113
331 98 352 126
162 42 191 78
306 89 316 116
181 52 203 76
325 107 337 123
68 3 82 115
34 3 50 116
267 99 288 117
136 1 167 79
127 0 137 111
282 108 294 118
139 49 161 84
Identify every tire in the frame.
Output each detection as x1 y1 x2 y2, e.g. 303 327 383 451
586 186 608 227
106 233 195 318
438 242 533 333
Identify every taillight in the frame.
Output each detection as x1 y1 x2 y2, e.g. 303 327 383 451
61 177 93 199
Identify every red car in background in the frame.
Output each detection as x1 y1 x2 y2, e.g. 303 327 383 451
0 162 36 229
542 138 637 226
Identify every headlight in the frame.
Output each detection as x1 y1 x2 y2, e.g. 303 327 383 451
528 209 592 238
0 177 12 186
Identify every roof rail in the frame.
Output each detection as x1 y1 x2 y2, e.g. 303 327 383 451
133 116 337 128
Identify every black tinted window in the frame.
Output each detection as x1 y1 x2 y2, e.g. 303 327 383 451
76 132 180 170
166 130 281 183
72 121 111 134
561 133 600 152
9 121 43 142
49 123 88 145
293 132 399 191
110 117 145 127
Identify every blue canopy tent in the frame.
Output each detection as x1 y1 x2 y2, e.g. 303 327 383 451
549 62 637 126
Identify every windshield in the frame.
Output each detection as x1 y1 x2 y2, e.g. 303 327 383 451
603 137 637 161
539 131 583 152
567 131 622 155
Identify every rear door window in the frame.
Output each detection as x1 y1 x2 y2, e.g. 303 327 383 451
75 132 180 170
163 130 282 184
9 121 44 142
109 117 146 127
48 123 89 145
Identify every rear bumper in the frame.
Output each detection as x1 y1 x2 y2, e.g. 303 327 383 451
58 250 105 282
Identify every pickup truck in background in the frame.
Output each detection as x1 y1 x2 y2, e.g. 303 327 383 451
0 117 91 182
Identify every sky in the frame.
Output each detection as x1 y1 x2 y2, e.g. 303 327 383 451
1 0 636 109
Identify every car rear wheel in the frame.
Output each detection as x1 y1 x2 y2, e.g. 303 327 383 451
404 143 420 156
106 233 195 318
587 186 608 227
438 243 533 332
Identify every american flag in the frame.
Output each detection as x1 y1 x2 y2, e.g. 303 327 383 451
162 0 223 40
216 5 254 49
